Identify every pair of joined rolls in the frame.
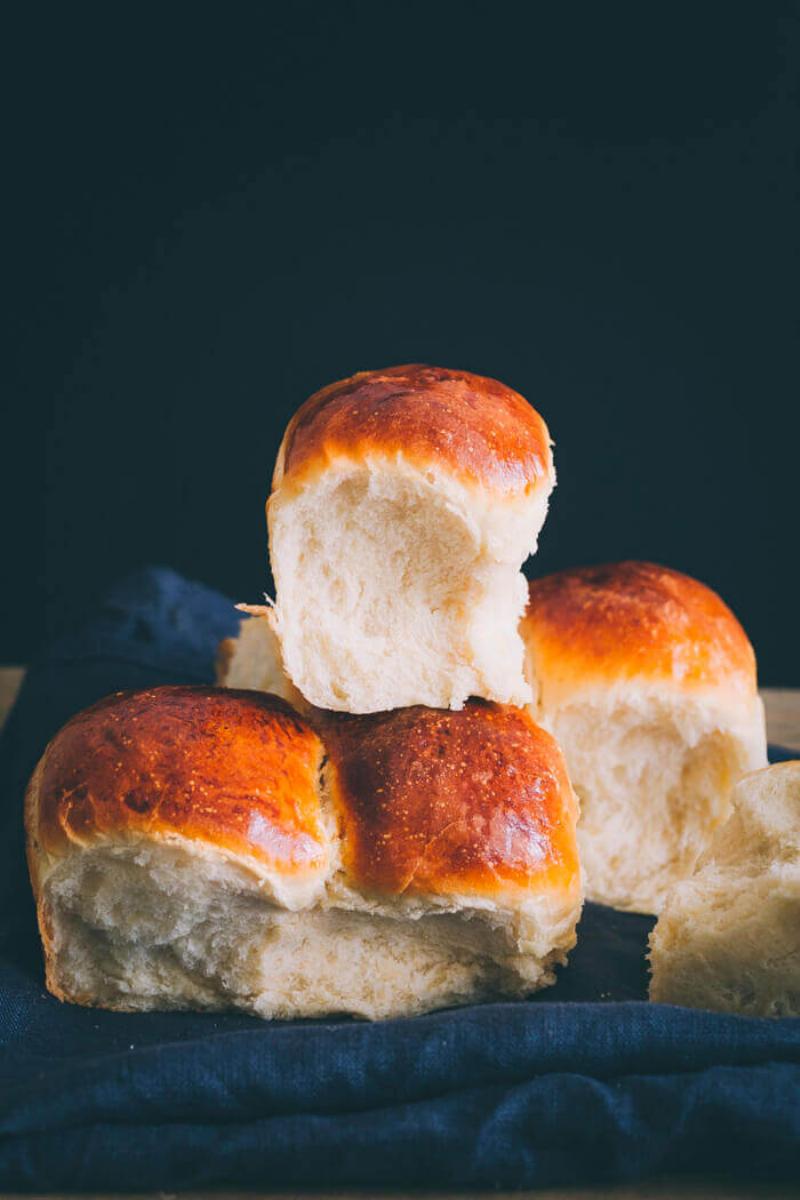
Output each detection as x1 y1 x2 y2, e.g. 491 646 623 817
223 561 767 916
26 686 582 1020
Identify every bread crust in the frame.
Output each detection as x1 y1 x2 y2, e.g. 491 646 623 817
272 364 553 498
27 685 328 881
321 701 580 901
523 561 758 695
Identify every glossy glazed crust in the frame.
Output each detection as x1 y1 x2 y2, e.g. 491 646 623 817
322 701 580 900
272 364 553 497
523 562 758 694
28 686 327 879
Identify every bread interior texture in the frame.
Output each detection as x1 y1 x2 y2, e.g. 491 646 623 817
218 613 306 710
649 762 800 1016
39 782 577 1020
538 692 763 914
269 462 547 712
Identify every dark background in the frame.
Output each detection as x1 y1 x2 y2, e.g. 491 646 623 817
4 5 799 682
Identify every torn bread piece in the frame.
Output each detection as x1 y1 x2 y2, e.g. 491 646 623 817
649 761 800 1017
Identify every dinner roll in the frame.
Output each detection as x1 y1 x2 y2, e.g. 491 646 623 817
267 364 554 713
649 762 800 1016
26 686 581 1020
522 562 767 914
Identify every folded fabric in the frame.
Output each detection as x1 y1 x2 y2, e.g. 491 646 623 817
0 567 797 1191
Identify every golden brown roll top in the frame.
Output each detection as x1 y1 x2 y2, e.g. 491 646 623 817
27 685 580 912
27 686 330 904
272 364 554 500
523 561 759 703
322 702 580 904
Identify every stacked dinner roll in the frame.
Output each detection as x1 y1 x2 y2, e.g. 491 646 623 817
28 363 773 1018
266 365 554 713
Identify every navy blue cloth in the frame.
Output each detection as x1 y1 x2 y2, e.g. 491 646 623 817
0 567 798 1191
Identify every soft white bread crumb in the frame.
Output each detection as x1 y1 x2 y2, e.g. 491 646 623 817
269 461 547 712
534 688 766 914
649 761 800 1016
216 608 307 712
38 839 573 1020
